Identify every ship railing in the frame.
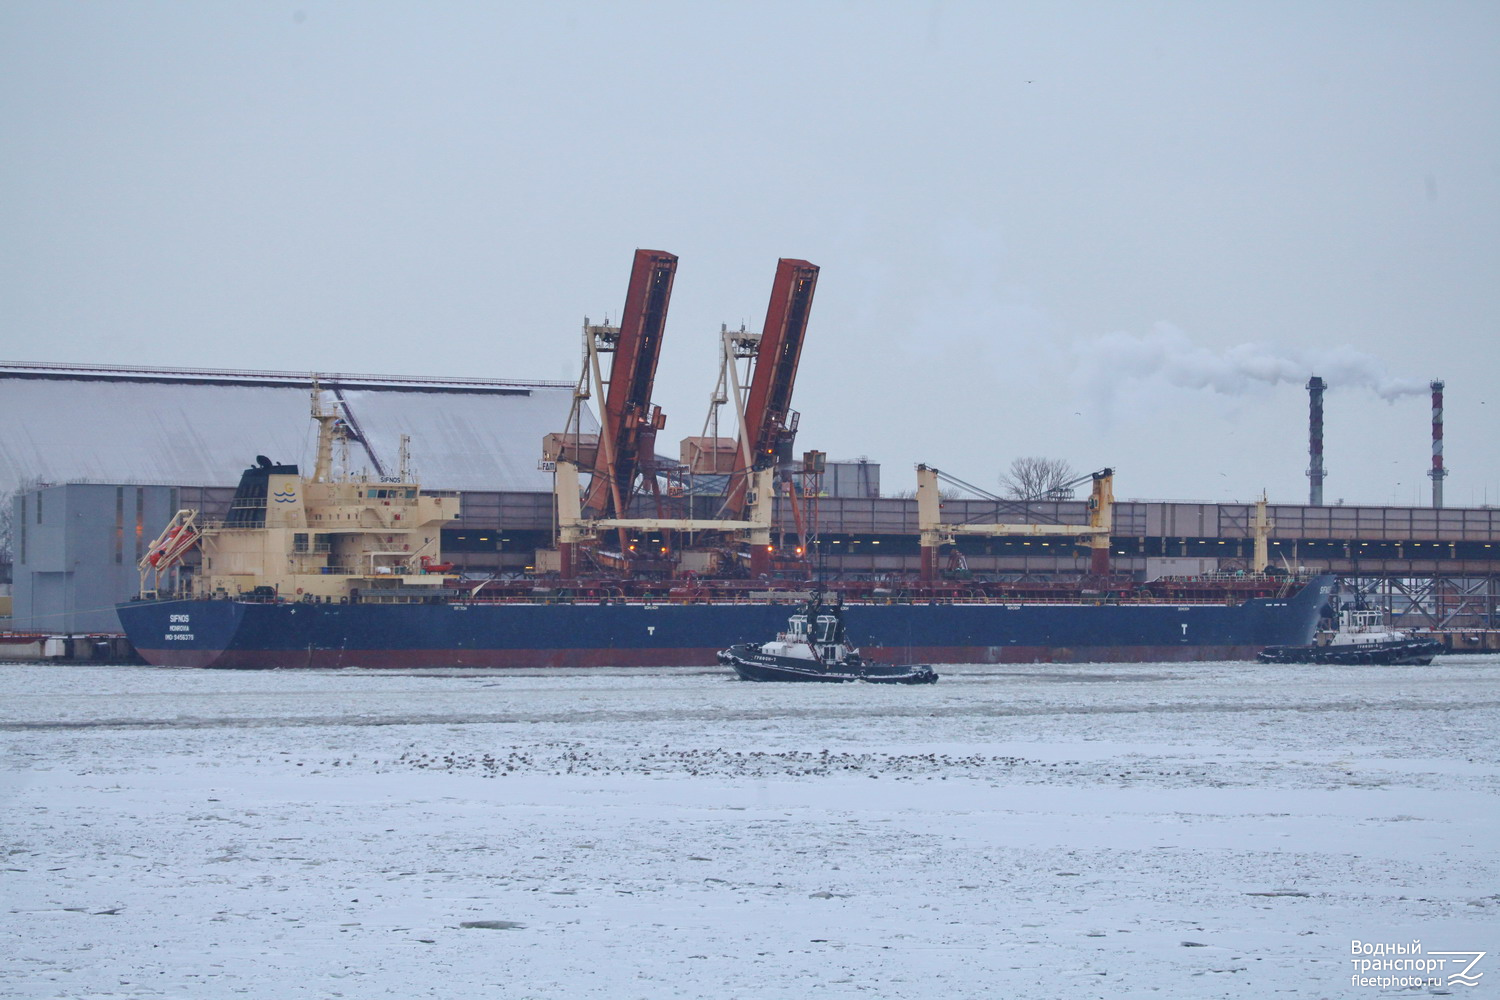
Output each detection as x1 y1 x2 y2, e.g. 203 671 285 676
357 595 454 604
436 593 1243 607
219 591 283 604
1153 570 1314 584
1154 571 1278 582
850 595 1238 606
192 517 246 531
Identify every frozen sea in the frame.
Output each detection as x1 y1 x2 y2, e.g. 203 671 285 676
3 658 1498 999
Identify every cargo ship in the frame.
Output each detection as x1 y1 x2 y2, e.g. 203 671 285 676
119 581 1334 669
117 387 1335 669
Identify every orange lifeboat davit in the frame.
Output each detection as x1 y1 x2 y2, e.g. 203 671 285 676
140 514 201 575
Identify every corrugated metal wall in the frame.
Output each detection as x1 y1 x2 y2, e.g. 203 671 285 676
0 368 592 497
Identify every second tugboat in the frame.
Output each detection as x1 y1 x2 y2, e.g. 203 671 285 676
718 592 938 684
1258 608 1444 665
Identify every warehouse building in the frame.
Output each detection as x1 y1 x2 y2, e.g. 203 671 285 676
2 362 591 631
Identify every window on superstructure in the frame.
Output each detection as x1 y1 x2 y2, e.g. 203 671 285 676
293 533 309 553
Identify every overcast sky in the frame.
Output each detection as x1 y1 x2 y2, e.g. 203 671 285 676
3 1 1497 506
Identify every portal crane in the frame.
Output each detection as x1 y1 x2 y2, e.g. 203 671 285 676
720 258 819 575
578 249 678 519
553 249 792 581
916 465 1115 580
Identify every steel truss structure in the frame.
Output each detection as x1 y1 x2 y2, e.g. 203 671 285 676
1340 573 1500 630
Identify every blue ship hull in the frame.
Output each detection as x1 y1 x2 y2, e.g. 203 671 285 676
117 576 1334 668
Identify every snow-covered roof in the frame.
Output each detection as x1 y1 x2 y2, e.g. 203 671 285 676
0 363 596 495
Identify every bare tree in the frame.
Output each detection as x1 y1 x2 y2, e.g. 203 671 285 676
1000 457 1077 500
0 489 12 565
887 486 962 500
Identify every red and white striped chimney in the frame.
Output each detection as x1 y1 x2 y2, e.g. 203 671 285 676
1428 379 1446 508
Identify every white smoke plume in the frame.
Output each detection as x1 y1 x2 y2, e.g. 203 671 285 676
1072 324 1429 403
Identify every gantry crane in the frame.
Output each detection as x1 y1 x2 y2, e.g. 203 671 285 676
916 465 1116 580
713 258 819 575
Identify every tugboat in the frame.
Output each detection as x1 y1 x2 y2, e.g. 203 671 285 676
717 592 938 684
1257 608 1444 665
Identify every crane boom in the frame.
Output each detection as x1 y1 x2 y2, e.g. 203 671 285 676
916 465 1116 580
723 258 819 528
582 249 678 518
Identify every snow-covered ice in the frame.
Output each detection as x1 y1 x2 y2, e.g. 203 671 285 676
3 658 1498 998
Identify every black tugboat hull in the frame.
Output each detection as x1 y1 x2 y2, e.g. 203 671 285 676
718 645 938 684
1256 638 1444 666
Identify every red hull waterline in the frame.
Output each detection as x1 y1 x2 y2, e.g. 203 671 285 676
132 643 1274 670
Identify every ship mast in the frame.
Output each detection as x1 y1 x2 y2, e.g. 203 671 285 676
310 378 342 484
1252 491 1273 574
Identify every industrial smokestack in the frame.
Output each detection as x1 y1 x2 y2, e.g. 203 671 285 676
1307 376 1325 506
1429 379 1446 508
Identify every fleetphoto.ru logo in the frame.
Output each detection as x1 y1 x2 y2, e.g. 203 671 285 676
1350 940 1485 989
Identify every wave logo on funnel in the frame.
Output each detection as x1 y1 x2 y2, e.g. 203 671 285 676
272 489 298 504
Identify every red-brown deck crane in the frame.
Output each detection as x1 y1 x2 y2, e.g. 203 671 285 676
581 249 678 519
721 258 820 575
553 253 814 581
